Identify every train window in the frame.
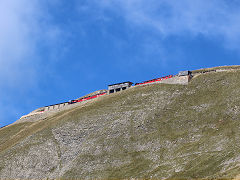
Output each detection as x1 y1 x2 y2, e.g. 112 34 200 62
109 89 114 94
116 88 121 92
122 87 127 90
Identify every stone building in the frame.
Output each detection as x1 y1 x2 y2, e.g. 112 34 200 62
178 70 192 76
108 81 133 94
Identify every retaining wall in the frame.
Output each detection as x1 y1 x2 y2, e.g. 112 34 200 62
20 89 108 121
44 102 68 111
158 75 190 85
15 100 90 124
16 91 108 124
135 75 190 87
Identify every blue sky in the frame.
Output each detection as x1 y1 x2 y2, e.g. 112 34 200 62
1 0 240 127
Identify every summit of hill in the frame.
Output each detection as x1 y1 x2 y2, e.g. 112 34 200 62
1 65 240 179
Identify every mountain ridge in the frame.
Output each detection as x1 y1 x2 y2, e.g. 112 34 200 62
1 66 240 179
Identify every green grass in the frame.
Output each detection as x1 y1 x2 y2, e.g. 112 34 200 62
0 122 33 147
191 65 240 73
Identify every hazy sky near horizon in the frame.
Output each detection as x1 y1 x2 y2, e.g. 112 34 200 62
1 0 240 127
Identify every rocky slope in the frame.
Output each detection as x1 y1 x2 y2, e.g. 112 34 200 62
1 67 240 179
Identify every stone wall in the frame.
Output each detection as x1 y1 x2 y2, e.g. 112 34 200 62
15 99 94 124
44 102 69 111
158 75 190 85
135 75 190 87
19 89 108 123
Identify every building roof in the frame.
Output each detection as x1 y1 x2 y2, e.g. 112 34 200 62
44 101 69 107
178 71 192 76
108 81 133 87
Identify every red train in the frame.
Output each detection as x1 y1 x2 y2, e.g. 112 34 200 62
68 75 173 104
135 75 173 86
68 92 107 104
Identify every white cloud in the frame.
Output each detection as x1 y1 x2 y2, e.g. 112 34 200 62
0 0 63 88
94 0 240 50
0 0 63 125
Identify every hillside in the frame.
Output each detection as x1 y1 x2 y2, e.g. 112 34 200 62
1 68 240 179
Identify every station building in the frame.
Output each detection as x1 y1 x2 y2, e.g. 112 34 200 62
178 70 192 76
108 81 133 94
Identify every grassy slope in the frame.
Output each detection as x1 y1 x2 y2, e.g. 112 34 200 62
191 65 240 73
1 69 240 179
